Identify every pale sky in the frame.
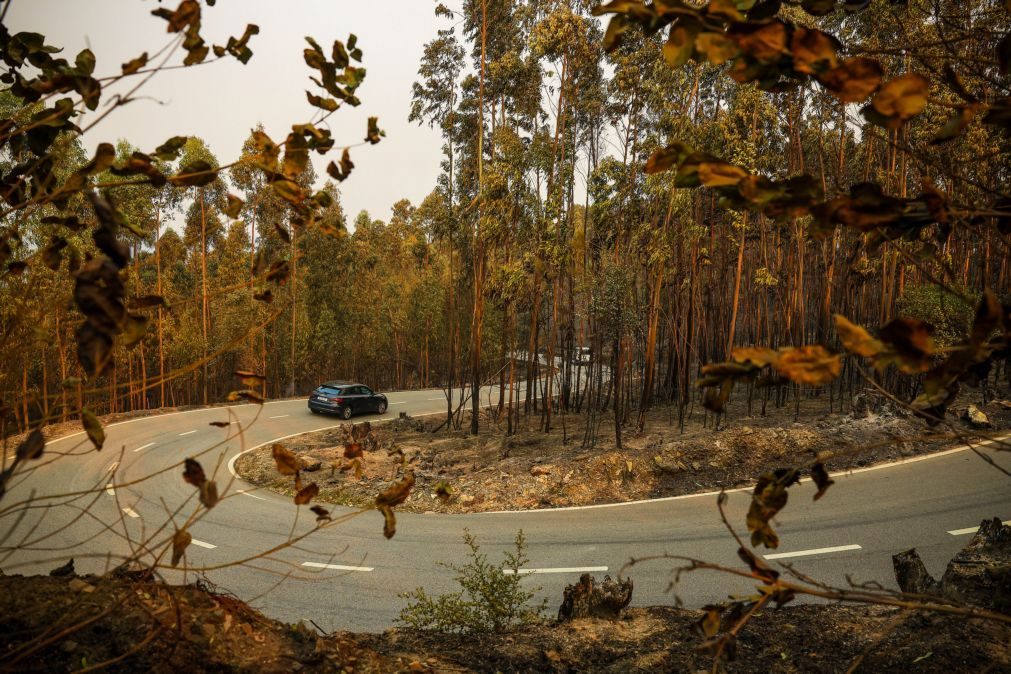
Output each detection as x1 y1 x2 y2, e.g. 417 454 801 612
7 0 455 223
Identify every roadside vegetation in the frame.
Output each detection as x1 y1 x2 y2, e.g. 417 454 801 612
397 530 547 635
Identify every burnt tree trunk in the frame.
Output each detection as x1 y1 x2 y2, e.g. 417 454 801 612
557 574 633 621
893 517 1011 613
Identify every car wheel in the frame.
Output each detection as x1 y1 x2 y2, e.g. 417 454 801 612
342 406 353 420
310 408 320 415
377 401 387 414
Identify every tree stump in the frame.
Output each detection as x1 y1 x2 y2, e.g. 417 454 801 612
893 517 1011 613
557 574 633 621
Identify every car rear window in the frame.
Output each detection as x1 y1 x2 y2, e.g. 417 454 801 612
319 386 343 395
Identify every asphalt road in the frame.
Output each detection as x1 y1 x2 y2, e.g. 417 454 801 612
2 386 1009 633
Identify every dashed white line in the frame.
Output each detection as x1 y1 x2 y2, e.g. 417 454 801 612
236 489 267 501
764 544 862 560
178 430 197 436
389 402 406 405
301 561 374 572
426 397 445 401
503 566 608 575
948 520 1011 536
190 539 217 549
106 461 119 473
268 414 290 419
132 442 155 453
105 484 116 496
122 507 139 519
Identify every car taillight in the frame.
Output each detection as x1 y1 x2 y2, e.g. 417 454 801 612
330 397 343 403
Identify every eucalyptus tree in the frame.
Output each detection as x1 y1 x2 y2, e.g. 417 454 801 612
410 26 466 424
178 137 227 405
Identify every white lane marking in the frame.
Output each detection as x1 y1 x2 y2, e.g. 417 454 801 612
178 430 197 436
106 461 119 473
764 544 862 560
122 507 140 519
426 397 445 401
503 566 608 575
301 561 374 572
42 398 303 444
269 414 290 419
948 520 1011 536
389 402 406 405
484 433 1011 514
191 539 217 549
236 489 267 501
105 484 116 496
132 442 155 453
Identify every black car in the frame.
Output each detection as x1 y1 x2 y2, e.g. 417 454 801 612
308 381 388 419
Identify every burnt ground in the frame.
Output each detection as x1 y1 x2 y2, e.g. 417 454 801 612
4 390 1011 672
235 389 1011 514
1 570 1009 673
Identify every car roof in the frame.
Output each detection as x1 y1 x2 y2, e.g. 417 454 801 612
320 381 372 388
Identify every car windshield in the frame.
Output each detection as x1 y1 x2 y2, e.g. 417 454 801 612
318 386 343 395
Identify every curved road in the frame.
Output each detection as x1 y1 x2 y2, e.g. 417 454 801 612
3 388 1010 633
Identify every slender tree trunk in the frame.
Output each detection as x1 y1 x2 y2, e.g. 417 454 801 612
291 225 297 396
726 215 748 358
200 192 209 406
470 0 488 435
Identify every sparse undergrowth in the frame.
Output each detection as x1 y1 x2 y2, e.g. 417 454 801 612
397 530 547 635
235 391 1011 514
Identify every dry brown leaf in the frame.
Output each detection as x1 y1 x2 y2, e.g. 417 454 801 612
15 428 44 462
732 346 780 368
183 458 206 487
379 504 396 539
310 505 331 522
376 471 415 508
819 57 883 103
272 443 300 475
171 530 192 567
774 345 841 386
199 480 219 509
294 482 319 505
790 27 838 75
834 314 884 358
82 409 105 450
872 73 929 123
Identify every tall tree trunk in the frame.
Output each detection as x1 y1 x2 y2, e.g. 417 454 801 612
155 203 166 409
726 215 748 358
200 192 209 406
290 225 297 396
470 0 488 435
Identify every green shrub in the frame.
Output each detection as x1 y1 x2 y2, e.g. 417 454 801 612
895 284 976 347
397 530 546 634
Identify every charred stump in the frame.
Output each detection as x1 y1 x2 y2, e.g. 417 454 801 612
893 517 1011 613
557 574 633 621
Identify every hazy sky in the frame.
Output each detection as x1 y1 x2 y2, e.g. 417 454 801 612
7 0 455 223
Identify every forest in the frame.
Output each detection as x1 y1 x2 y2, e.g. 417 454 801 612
0 0 1007 445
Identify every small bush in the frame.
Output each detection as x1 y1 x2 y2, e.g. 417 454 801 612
397 529 546 634
895 284 976 347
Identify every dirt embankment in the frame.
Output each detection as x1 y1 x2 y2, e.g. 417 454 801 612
2 570 1008 673
235 392 1011 514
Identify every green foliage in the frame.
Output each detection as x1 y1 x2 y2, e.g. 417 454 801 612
397 530 546 634
896 284 976 348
